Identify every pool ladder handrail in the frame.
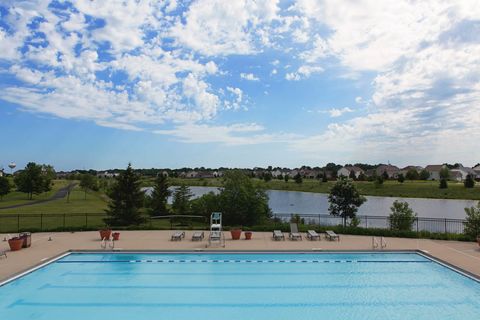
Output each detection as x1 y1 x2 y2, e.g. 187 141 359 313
372 236 379 249
100 237 115 250
380 237 387 249
372 236 387 250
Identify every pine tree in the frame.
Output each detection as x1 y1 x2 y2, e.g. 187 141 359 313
439 178 448 189
148 173 171 216
464 174 475 188
172 184 193 215
104 163 145 226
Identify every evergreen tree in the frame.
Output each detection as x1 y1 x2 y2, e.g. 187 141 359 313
328 177 366 227
172 184 193 215
419 169 430 180
322 172 328 182
294 173 303 184
349 170 356 180
148 173 171 216
0 176 11 200
104 163 145 226
389 200 416 231
464 174 475 188
382 170 389 180
464 202 480 238
284 174 289 183
397 173 405 183
439 178 448 189
406 169 419 180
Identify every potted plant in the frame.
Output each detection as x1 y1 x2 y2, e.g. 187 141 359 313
230 227 242 240
8 237 24 251
112 232 120 241
244 231 253 240
99 228 112 240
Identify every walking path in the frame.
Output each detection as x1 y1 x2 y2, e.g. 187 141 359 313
0 183 76 210
1 231 479 282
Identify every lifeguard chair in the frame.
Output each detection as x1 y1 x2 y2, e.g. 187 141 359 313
207 212 225 247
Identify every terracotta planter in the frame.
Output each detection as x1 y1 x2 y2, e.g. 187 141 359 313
230 229 242 240
244 231 253 240
8 237 24 251
112 232 120 241
99 229 112 240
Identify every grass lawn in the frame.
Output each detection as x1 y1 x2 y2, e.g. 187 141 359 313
0 179 71 208
167 177 480 200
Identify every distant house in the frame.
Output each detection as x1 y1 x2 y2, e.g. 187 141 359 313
424 165 445 180
375 165 400 178
449 170 463 182
300 169 318 179
213 171 224 178
288 169 299 178
399 165 423 176
450 165 476 181
337 166 364 179
185 171 199 178
271 169 283 178
473 165 480 179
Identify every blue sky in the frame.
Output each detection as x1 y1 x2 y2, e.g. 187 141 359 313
1 0 479 171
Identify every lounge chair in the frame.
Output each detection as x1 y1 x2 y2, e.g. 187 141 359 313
0 250 6 259
307 230 320 241
325 230 340 241
273 230 285 241
192 231 204 241
171 231 185 241
289 223 302 241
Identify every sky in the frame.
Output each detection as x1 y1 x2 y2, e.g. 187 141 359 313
0 0 480 171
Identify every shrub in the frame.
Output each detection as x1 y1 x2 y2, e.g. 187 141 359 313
464 201 480 238
464 174 475 188
389 200 417 231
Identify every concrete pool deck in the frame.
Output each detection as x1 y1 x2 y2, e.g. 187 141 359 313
1 230 480 281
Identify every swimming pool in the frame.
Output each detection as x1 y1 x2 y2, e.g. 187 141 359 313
1 252 479 319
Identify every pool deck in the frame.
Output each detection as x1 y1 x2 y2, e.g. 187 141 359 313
1 231 480 282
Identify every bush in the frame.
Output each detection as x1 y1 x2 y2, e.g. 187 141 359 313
389 200 417 231
464 201 480 238
439 178 448 189
464 174 475 188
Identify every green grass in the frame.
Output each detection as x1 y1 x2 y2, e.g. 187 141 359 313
168 178 480 200
0 179 71 208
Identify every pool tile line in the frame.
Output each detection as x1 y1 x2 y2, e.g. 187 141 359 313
56 259 432 264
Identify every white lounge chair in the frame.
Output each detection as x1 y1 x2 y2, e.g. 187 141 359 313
307 230 320 240
192 231 204 241
325 230 340 241
273 230 285 241
289 223 302 241
171 231 185 241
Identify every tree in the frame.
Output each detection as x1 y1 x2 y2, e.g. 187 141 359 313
172 184 193 215
284 174 289 183
374 175 384 188
349 170 356 180
148 174 171 216
263 172 272 182
79 174 98 200
104 163 145 226
294 173 303 184
419 169 430 180
464 174 475 188
406 169 419 180
439 167 450 180
0 176 11 200
397 173 405 183
464 202 480 238
328 177 366 227
357 172 366 181
322 173 328 182
218 170 270 226
14 162 53 200
389 200 417 231
382 170 389 180
439 178 448 189
190 192 220 219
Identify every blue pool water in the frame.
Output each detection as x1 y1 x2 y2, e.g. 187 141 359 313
1 252 479 319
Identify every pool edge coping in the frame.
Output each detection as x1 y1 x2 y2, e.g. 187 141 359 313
1 249 479 287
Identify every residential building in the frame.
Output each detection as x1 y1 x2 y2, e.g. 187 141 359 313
375 165 400 178
337 166 364 179
424 165 445 180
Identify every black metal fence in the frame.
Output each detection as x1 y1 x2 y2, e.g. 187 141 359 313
0 212 467 234
272 213 466 234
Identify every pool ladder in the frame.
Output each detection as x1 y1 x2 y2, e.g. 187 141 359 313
372 236 387 250
101 237 115 250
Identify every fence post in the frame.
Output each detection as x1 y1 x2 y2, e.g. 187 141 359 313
416 218 419 233
63 214 66 231
85 213 88 228
17 214 20 232
40 214 43 231
365 216 368 228
444 218 447 234
318 214 321 228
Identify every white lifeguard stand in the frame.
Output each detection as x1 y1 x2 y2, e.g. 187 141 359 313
207 212 225 247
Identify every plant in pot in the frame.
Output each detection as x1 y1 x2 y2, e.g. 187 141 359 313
8 236 24 251
230 227 242 240
244 231 253 240
99 227 112 240
112 232 120 241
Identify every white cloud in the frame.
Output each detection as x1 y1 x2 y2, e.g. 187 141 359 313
327 107 354 118
285 65 323 81
240 73 260 81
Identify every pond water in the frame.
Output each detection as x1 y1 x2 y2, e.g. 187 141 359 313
143 186 477 220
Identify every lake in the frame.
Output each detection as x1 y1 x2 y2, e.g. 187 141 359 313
143 186 477 220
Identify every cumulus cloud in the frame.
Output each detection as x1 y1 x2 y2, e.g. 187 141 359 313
240 73 260 81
